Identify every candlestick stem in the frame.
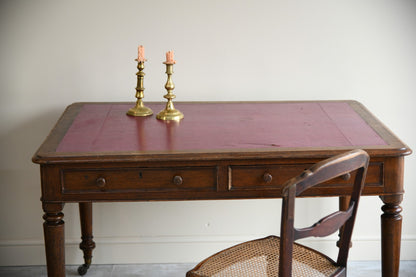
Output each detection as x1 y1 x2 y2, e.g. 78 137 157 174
127 60 153 117
156 63 184 121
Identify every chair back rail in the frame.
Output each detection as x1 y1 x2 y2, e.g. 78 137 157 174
279 149 369 277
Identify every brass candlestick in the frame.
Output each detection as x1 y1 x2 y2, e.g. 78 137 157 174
127 59 153 117
156 62 184 121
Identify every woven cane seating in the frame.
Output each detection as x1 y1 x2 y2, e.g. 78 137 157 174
187 149 369 277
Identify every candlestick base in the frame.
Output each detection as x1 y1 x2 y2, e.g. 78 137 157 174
127 103 153 117
156 107 184 121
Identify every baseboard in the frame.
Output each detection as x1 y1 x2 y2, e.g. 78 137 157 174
1 235 415 266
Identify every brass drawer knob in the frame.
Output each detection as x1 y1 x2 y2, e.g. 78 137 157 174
96 177 106 190
173 175 183 186
263 172 273 183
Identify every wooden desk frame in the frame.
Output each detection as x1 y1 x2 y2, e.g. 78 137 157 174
33 101 411 277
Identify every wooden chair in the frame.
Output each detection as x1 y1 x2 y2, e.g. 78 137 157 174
187 149 369 277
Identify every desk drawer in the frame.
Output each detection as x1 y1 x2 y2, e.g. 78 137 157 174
229 163 383 191
62 166 218 193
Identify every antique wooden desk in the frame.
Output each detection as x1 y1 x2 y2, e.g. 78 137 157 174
32 101 411 277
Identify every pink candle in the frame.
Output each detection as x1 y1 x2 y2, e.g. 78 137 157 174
165 50 176 64
137 45 145 62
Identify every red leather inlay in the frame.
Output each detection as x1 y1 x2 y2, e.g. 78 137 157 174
56 102 386 153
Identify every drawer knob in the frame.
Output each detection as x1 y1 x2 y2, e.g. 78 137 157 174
96 177 106 190
173 175 183 186
341 173 351 181
263 172 273 183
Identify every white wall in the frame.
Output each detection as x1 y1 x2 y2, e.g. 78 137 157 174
1 0 415 266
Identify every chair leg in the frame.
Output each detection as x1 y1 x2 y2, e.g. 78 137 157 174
78 202 96 276
337 196 351 248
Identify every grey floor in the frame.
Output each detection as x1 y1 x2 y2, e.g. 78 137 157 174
0 261 415 276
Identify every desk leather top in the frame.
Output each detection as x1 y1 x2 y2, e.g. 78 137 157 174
56 102 386 153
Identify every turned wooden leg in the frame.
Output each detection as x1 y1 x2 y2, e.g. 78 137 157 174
43 202 65 277
380 195 403 277
78 202 96 276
